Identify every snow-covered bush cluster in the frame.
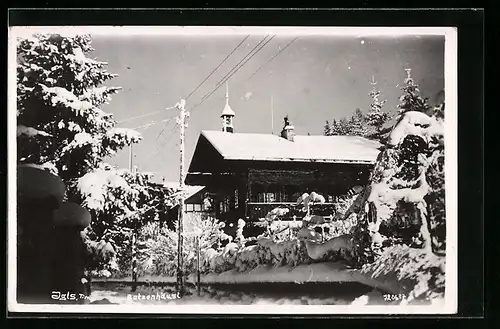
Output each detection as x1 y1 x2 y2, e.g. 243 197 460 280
359 244 445 303
200 237 311 274
110 214 232 278
129 193 356 277
75 164 173 276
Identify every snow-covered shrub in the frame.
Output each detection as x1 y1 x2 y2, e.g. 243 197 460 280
235 218 247 247
193 235 312 275
77 165 173 277
420 140 445 255
127 215 232 277
81 227 119 277
360 244 445 303
255 207 290 240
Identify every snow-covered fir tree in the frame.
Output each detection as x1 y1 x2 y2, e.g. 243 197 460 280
325 111 368 137
16 33 141 191
15 33 174 276
348 108 369 137
397 68 431 115
328 119 343 136
366 77 390 132
326 118 351 136
323 120 332 136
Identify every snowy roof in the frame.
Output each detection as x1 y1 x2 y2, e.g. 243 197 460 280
163 181 205 198
199 130 382 164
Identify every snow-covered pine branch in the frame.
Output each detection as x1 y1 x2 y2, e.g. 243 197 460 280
17 33 139 185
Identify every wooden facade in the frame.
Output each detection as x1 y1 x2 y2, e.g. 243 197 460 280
185 133 378 236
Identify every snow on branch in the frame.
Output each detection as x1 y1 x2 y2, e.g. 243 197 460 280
81 86 122 106
103 128 142 152
40 84 94 115
17 125 52 138
21 162 59 176
77 168 131 211
61 132 96 154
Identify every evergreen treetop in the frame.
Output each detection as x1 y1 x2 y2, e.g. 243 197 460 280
397 68 431 115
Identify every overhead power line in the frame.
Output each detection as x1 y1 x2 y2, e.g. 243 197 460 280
245 37 299 82
148 34 279 167
117 105 177 124
212 35 272 91
131 118 171 130
184 34 250 101
152 35 250 147
155 118 174 142
193 35 272 109
191 35 276 113
197 37 300 108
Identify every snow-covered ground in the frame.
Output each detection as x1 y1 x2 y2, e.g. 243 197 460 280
98 261 404 295
89 282 392 306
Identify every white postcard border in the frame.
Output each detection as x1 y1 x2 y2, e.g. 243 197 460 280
7 25 458 315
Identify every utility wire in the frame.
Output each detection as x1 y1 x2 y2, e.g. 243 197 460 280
193 35 272 109
194 36 299 108
145 125 179 169
148 34 277 166
212 35 272 91
244 37 299 82
152 35 250 147
117 105 176 124
191 35 276 113
142 122 177 169
131 118 171 130
155 118 174 141
184 35 250 101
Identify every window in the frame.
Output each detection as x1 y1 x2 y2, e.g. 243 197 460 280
266 192 276 203
185 204 194 212
202 195 213 212
234 189 239 208
219 195 232 214
257 192 277 203
194 204 202 212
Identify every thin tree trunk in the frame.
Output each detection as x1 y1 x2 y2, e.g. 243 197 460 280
196 235 201 296
131 230 138 292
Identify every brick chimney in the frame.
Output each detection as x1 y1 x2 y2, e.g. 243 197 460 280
280 115 295 142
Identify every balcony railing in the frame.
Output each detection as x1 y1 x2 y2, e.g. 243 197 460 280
247 202 339 221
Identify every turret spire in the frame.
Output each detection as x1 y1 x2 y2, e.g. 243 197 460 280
221 82 235 133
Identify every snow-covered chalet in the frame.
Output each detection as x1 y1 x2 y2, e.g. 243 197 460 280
185 88 382 236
